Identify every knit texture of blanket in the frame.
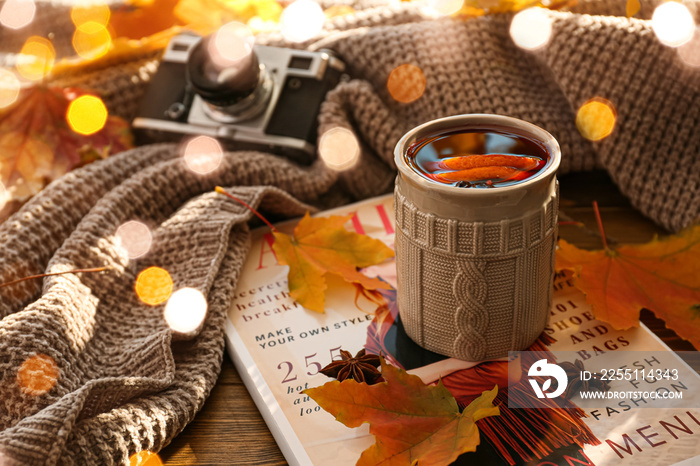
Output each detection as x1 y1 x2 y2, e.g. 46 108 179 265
1 0 699 464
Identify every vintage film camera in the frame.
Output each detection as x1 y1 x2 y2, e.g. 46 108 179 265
133 28 345 165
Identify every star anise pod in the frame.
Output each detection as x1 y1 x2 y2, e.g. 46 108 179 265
320 348 382 384
560 359 611 399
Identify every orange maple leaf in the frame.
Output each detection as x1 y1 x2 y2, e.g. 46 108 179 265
0 86 132 217
110 0 283 42
110 0 182 40
305 357 500 466
272 212 394 313
556 225 700 348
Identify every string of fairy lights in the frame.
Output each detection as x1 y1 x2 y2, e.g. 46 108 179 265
0 1 698 464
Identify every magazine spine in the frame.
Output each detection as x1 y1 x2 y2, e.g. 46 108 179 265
224 318 313 466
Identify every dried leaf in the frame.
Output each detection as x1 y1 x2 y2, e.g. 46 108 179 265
110 0 283 40
52 28 181 79
0 86 133 208
456 0 574 17
110 0 182 40
305 357 500 465
556 225 700 348
272 212 394 313
174 0 283 34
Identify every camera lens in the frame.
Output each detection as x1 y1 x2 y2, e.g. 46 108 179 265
186 22 272 122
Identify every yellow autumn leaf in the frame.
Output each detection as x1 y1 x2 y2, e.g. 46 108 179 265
272 212 394 313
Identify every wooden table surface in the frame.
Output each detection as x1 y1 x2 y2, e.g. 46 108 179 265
160 170 697 466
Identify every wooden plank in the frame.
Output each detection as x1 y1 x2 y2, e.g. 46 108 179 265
160 354 287 465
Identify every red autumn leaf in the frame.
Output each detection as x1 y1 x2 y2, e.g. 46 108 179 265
305 357 500 465
556 225 700 348
0 86 133 215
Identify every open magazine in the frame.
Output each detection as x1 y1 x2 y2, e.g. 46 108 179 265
224 194 700 466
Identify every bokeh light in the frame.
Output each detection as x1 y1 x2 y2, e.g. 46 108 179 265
318 127 360 170
67 95 108 135
427 0 464 16
116 221 153 259
129 451 163 466
135 266 173 306
0 0 36 30
16 36 55 81
183 135 224 175
510 8 553 51
209 22 254 68
0 181 7 211
70 4 110 28
17 354 59 396
164 287 208 333
0 69 21 110
678 27 700 67
72 22 113 59
280 0 325 43
576 97 617 141
652 2 695 48
387 64 426 103
626 0 640 17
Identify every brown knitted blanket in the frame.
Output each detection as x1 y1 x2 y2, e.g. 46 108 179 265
1 0 699 464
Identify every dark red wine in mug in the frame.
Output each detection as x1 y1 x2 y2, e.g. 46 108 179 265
405 128 550 188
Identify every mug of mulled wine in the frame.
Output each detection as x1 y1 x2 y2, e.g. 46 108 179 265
394 114 560 361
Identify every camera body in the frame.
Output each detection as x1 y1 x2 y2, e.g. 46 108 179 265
133 33 345 165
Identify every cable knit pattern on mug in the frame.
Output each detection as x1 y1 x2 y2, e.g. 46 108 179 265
453 261 488 361
394 186 558 360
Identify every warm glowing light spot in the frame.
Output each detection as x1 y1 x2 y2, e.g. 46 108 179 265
576 98 617 142
116 221 153 259
510 8 553 51
387 64 426 103
319 127 360 171
67 95 108 135
72 22 112 59
678 27 700 67
324 4 355 18
280 0 325 43
70 4 110 28
164 287 208 333
209 22 254 68
17 354 59 396
652 2 695 47
0 181 7 211
129 451 163 466
0 0 36 30
0 69 21 110
625 0 640 17
428 0 464 16
135 266 173 306
183 135 223 175
254 0 283 21
16 36 55 81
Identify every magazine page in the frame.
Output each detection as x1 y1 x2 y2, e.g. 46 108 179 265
542 274 700 466
226 195 395 465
